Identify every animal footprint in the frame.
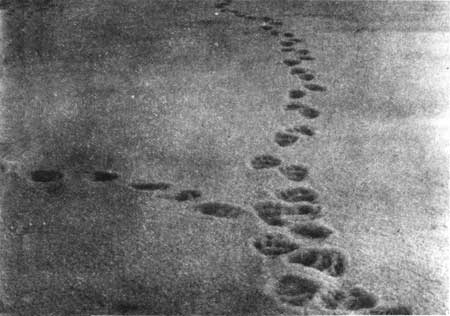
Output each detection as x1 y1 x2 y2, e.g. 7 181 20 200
283 59 301 67
253 201 285 226
290 67 308 75
215 3 228 9
281 48 295 52
261 24 273 31
280 40 295 47
274 132 299 147
299 55 315 61
288 89 306 99
29 169 65 194
130 182 172 191
93 171 119 182
175 190 202 201
345 287 378 310
276 187 318 203
296 49 310 55
30 170 63 182
288 248 347 277
286 125 315 136
279 165 308 182
298 73 314 81
283 32 295 38
250 155 282 169
283 102 306 111
304 83 326 92
276 275 320 306
254 201 322 226
195 202 244 218
290 222 334 239
282 202 322 218
270 30 280 36
299 105 320 119
253 233 299 256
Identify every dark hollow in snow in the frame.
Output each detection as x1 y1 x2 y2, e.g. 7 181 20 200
274 132 299 147
195 202 245 218
130 182 172 191
290 222 334 239
174 190 202 202
93 171 119 182
253 233 299 256
283 59 301 67
250 155 282 169
276 187 318 203
278 165 308 182
288 248 347 277
288 89 306 99
30 170 63 182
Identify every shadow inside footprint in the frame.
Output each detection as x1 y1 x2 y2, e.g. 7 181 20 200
288 248 347 277
345 287 378 310
285 203 322 217
93 171 119 182
283 32 294 38
280 40 294 47
369 305 413 315
276 275 320 306
284 102 306 110
291 125 315 136
261 25 273 31
281 48 294 52
299 106 320 119
195 202 244 218
296 49 310 55
30 170 63 182
291 222 334 239
130 182 171 191
279 165 308 182
304 83 326 92
322 290 347 309
299 55 315 60
290 38 304 43
215 3 228 9
283 59 301 67
254 201 321 226
298 73 315 81
290 67 308 75
288 89 305 99
174 190 202 202
270 30 280 36
274 132 299 147
250 155 282 169
253 233 299 256
253 201 285 226
276 187 318 203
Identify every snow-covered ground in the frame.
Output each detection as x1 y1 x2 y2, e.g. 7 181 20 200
0 0 448 314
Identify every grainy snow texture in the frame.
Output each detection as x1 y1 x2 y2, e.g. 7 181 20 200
0 0 448 314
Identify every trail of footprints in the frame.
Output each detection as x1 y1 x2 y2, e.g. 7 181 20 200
0 0 411 314
214 0 411 314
